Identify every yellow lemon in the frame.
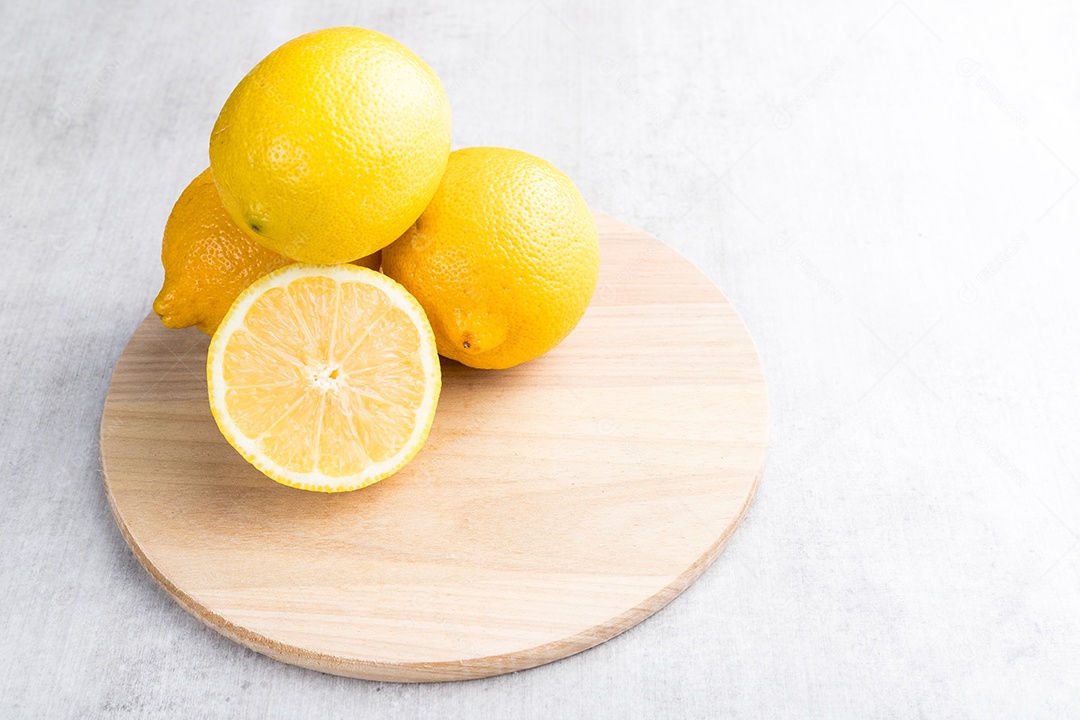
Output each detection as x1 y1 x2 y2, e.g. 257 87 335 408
153 168 379 335
382 147 599 369
207 264 441 492
209 27 451 263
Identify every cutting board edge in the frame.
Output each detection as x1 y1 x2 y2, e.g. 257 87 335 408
100 428 767 682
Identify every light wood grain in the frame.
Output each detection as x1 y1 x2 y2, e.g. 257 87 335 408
99 212 769 682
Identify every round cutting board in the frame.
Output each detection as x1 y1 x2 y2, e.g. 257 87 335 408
100 213 769 682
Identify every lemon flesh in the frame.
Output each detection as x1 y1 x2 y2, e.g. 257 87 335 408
207 264 441 492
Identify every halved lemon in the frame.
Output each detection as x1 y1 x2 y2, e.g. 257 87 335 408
206 264 441 492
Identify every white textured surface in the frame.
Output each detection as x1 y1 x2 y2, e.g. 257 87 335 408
2 0 1079 717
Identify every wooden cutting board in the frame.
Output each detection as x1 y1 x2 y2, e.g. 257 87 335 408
100 212 769 682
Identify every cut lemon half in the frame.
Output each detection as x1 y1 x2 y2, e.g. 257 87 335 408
207 264 441 492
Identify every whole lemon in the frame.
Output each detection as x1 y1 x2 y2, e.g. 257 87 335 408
382 147 599 370
209 27 451 263
154 168 379 335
